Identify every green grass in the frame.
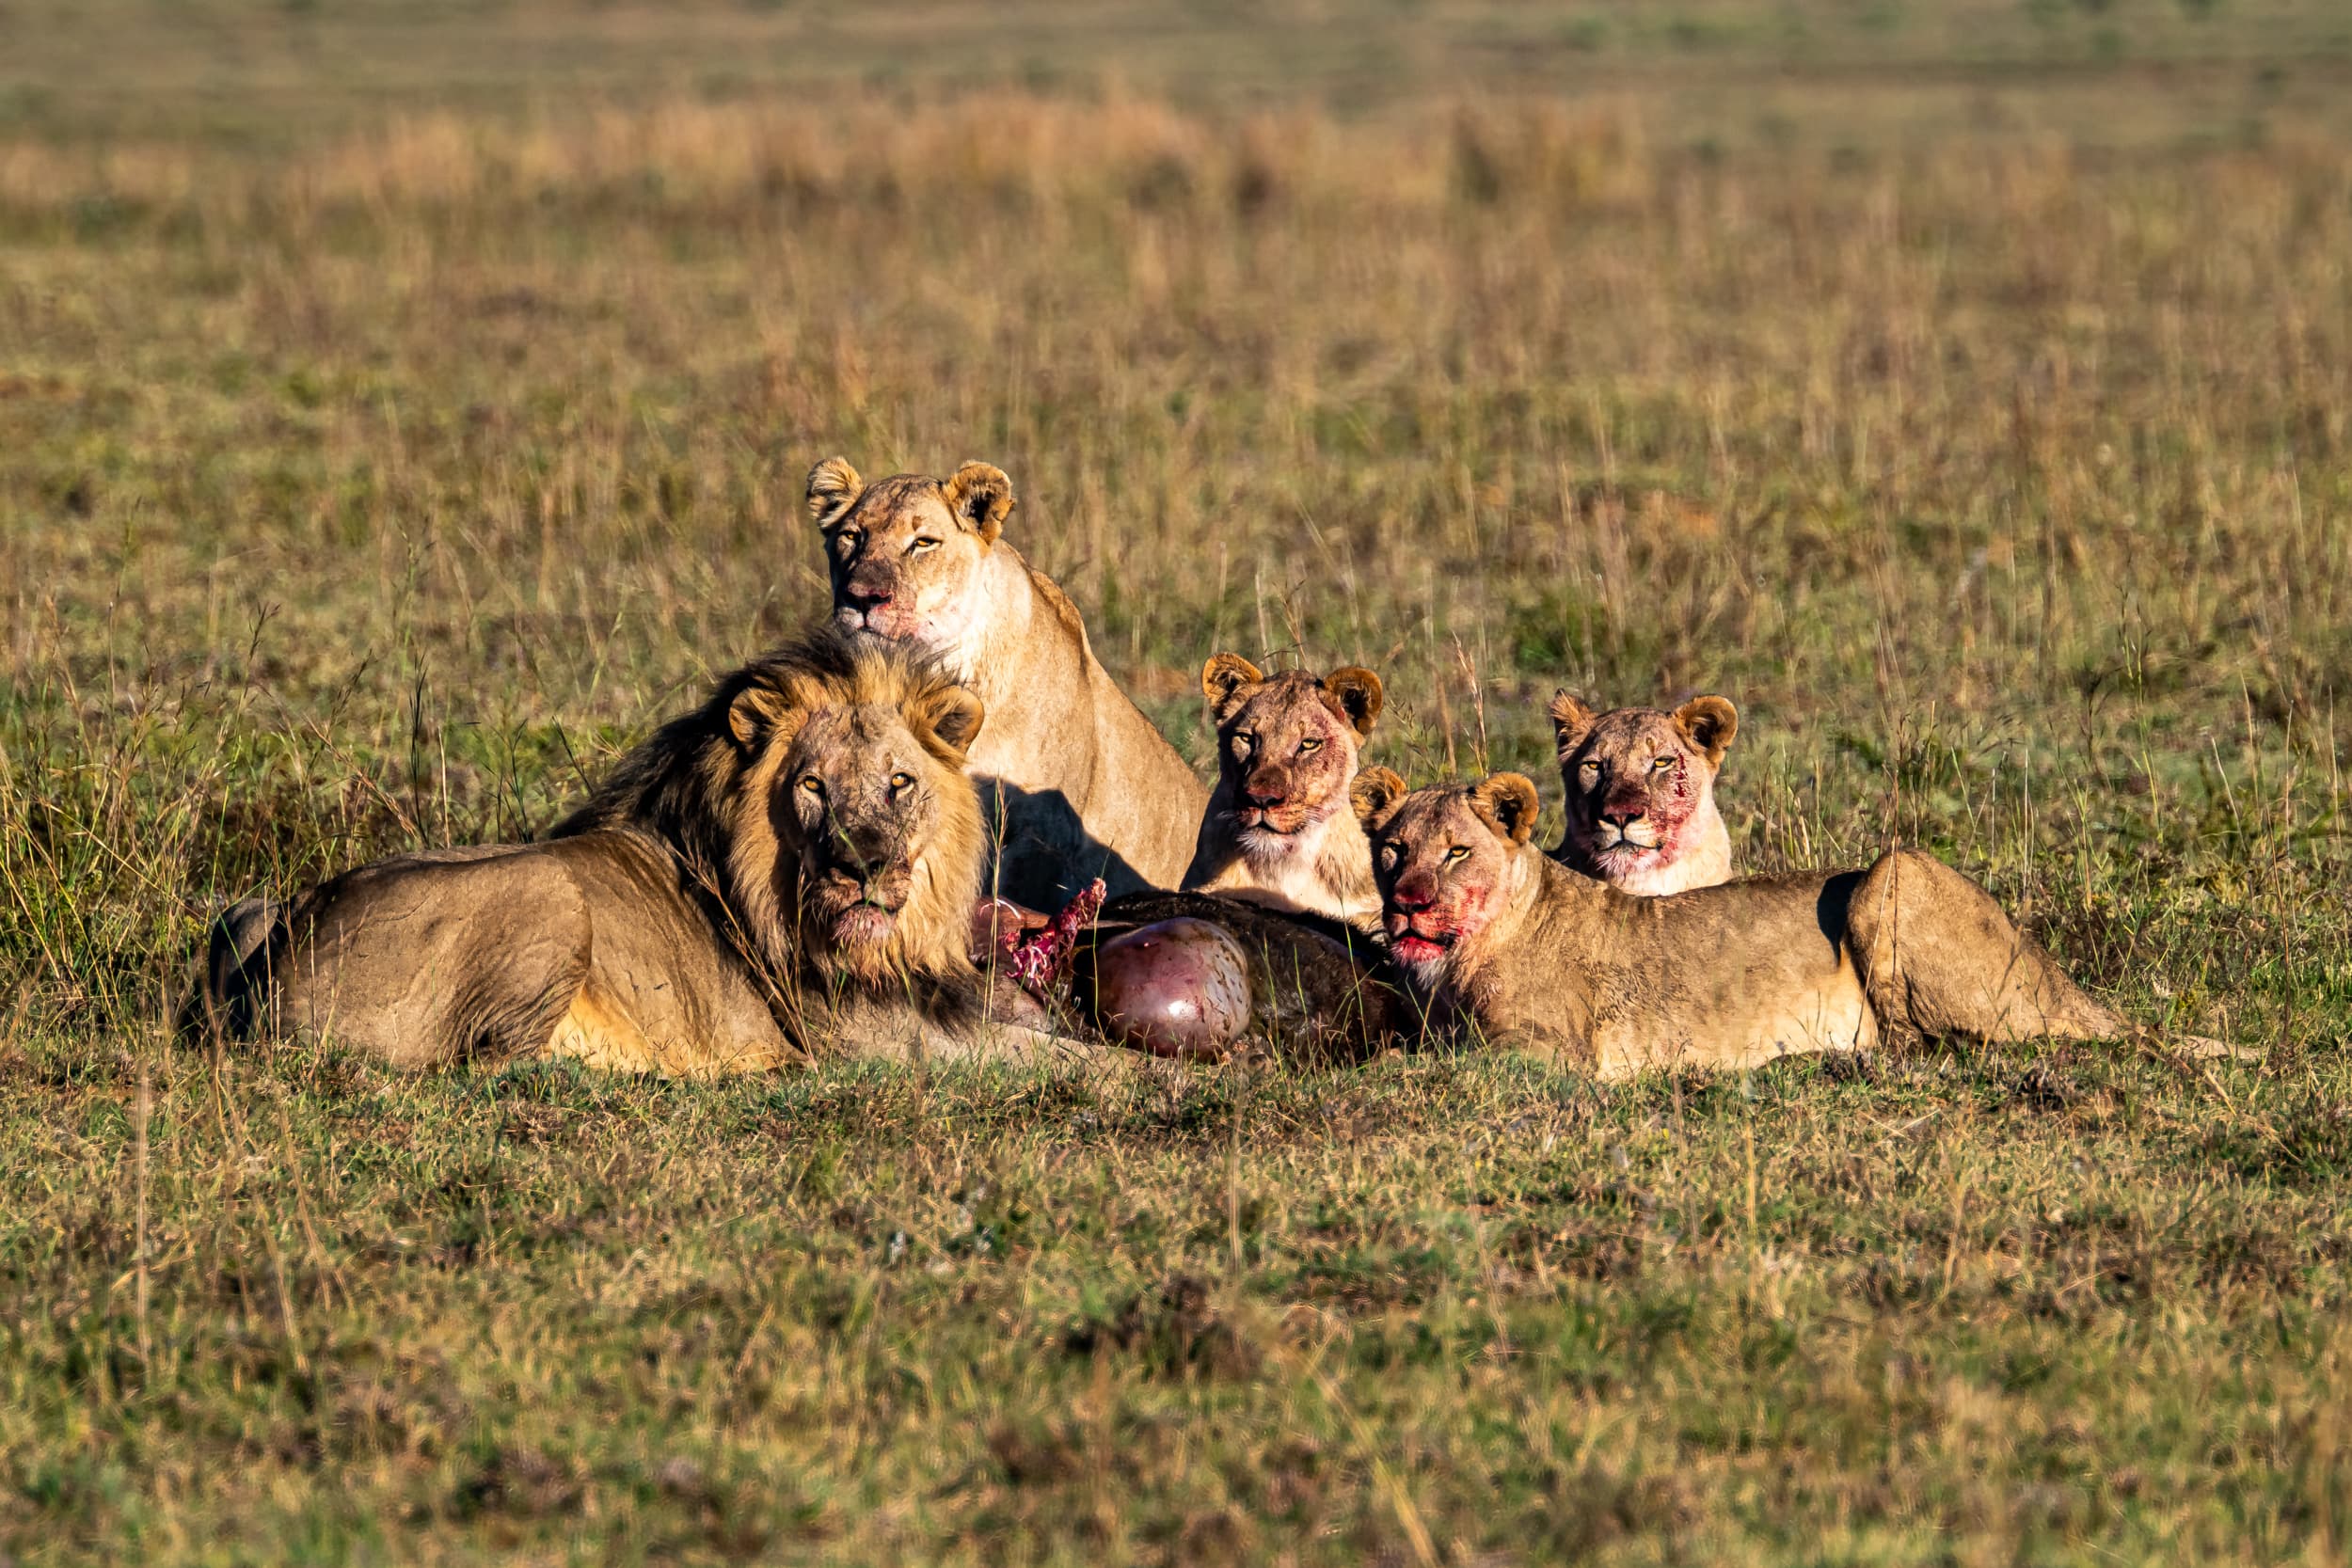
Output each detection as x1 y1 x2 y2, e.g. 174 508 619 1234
1 1 2349 1561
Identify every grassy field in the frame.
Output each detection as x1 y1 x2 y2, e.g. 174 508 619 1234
4 1 2351 1561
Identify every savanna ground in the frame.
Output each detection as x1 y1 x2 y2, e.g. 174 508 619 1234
4 1 2352 1561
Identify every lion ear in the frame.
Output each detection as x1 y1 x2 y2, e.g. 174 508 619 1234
806 456 864 526
1673 695 1738 766
910 686 987 761
1323 667 1384 738
941 461 1014 545
727 682 802 753
1470 772 1542 847
1547 691 1597 756
1350 766 1407 827
1201 653 1265 718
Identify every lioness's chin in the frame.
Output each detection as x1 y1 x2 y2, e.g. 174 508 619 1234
1388 945 1453 990
1388 932 1454 968
836 610 912 644
1234 822 1308 859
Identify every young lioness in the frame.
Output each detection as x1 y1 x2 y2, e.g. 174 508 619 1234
1548 692 1738 895
1350 768 2187 1078
1180 654 1386 928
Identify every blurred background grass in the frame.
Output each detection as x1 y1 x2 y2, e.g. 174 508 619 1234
2 3 2350 1562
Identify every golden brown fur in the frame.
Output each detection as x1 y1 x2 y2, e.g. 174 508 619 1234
1353 768 2173 1079
1180 654 1384 927
809 456 1207 907
192 631 1076 1073
556 627 989 1012
1548 692 1737 895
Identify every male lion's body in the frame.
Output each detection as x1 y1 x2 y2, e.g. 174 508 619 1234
1356 770 2148 1079
195 633 1084 1073
810 458 1205 906
201 833 795 1075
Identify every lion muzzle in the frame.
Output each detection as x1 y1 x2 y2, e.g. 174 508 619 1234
1590 815 1662 851
809 857 916 946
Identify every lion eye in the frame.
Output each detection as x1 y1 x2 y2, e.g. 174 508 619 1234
1377 844 1399 869
799 775 824 796
1580 761 1600 777
909 537 940 554
1445 846 1470 863
1652 756 1674 771
834 531 861 554
1296 737 1323 755
1232 734 1254 758
889 771 914 795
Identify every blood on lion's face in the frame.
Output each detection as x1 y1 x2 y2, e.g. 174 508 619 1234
1547 694 1737 894
1355 771 1540 988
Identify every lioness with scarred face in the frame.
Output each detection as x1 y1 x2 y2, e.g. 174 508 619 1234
1352 768 2180 1078
193 632 1068 1073
1549 692 1737 895
1180 654 1385 927
809 457 1206 908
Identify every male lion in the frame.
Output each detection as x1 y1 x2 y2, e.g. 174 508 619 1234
1180 654 1386 927
1548 691 1738 895
1351 767 2194 1078
194 632 1067 1073
808 456 1206 906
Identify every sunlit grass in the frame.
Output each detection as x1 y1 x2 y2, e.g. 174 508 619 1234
0 2 2348 1561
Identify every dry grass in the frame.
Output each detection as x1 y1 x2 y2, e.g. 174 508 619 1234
1 2 2349 1562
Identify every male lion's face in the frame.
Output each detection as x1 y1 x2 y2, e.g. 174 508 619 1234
1548 694 1736 881
805 457 1014 659
768 695 982 960
1201 655 1383 853
1353 770 1540 986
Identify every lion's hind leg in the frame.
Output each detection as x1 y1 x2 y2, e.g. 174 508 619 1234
179 895 289 1045
1838 848 2129 1047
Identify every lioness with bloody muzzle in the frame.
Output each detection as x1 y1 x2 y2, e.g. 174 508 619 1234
1351 768 2218 1077
808 457 1207 909
1548 691 1738 895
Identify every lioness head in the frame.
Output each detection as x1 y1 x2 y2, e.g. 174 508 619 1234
1547 693 1737 894
1352 768 1541 987
1200 654 1383 854
807 456 1014 657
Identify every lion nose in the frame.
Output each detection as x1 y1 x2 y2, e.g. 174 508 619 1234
1391 876 1437 912
829 822 898 879
843 564 896 609
1598 801 1646 828
1241 767 1290 809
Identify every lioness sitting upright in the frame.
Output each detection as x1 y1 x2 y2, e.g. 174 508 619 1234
1352 768 2186 1078
809 457 1207 907
1180 653 1386 928
1549 691 1738 895
193 632 1061 1073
